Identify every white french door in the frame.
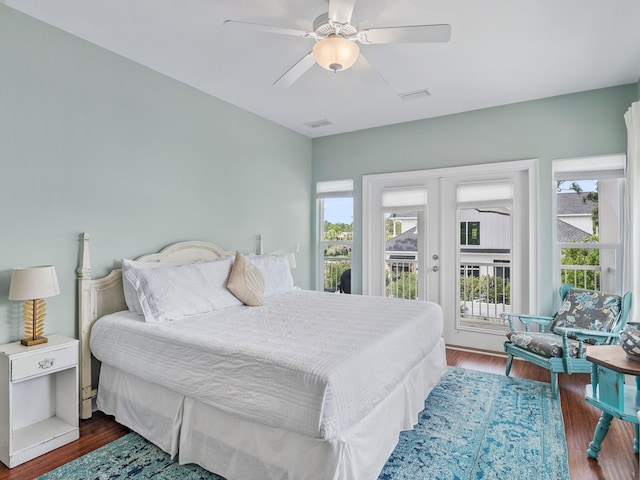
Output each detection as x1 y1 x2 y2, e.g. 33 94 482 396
363 180 440 302
363 160 537 352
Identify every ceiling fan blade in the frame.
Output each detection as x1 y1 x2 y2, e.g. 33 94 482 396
351 53 389 87
358 24 451 44
328 0 358 24
273 52 316 87
223 20 315 39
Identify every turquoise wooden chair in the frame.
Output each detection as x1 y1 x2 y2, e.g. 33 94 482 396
502 284 632 398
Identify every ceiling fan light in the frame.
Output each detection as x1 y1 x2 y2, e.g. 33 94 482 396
312 35 360 72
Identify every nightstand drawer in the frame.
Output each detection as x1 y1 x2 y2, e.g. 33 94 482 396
11 345 77 382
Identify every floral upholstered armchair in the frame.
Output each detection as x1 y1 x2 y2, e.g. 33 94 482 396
502 284 632 398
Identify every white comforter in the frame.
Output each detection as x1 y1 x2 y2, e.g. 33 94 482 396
90 289 443 440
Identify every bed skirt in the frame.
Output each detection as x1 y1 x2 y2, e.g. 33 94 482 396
97 337 446 480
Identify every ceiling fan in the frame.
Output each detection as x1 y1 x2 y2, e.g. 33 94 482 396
223 0 451 87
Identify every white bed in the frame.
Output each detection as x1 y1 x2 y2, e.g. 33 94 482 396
77 233 447 480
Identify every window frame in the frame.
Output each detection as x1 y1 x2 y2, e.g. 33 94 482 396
316 180 354 292
552 154 626 297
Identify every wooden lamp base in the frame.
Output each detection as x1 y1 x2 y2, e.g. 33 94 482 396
21 336 48 346
21 299 48 347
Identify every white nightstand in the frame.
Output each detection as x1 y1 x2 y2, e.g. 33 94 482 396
0 334 79 468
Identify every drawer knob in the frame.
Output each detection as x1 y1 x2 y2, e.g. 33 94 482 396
38 358 55 369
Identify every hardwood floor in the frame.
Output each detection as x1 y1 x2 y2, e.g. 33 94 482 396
0 348 636 480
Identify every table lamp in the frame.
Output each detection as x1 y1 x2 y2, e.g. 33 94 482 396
8 265 60 346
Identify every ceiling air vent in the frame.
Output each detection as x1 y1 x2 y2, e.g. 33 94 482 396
305 119 333 129
398 89 431 101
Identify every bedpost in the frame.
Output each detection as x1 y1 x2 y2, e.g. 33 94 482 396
77 232 93 419
257 234 263 255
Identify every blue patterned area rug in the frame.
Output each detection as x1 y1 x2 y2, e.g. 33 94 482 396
38 367 569 480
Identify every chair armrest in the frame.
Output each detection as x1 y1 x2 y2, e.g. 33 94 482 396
501 313 554 332
553 327 619 344
555 327 620 366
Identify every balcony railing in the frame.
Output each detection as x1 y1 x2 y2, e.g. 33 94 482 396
386 258 418 299
323 257 351 292
560 264 602 290
324 256 419 296
325 256 602 324
459 261 511 330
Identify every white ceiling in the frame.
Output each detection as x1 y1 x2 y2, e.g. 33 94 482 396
5 0 640 138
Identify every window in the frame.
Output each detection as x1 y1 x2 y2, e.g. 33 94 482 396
494 260 511 280
317 180 353 292
553 154 625 294
460 264 480 278
460 221 480 245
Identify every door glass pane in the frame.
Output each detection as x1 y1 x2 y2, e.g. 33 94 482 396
458 207 512 332
384 211 419 300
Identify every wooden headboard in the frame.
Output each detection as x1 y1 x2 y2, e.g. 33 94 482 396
76 232 235 419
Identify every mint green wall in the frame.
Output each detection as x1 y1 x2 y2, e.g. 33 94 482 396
312 85 637 313
0 5 635 345
0 6 312 344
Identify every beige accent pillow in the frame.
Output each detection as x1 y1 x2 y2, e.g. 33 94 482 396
227 251 265 306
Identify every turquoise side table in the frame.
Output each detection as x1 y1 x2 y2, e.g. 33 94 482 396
585 345 640 459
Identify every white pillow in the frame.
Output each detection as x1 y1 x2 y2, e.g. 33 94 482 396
248 254 295 297
124 257 241 322
122 259 174 314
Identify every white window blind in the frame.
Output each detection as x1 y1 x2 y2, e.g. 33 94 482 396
553 154 626 181
456 180 513 207
316 179 354 198
381 187 427 210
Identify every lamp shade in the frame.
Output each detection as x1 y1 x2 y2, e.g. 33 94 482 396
312 35 360 72
9 265 60 301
